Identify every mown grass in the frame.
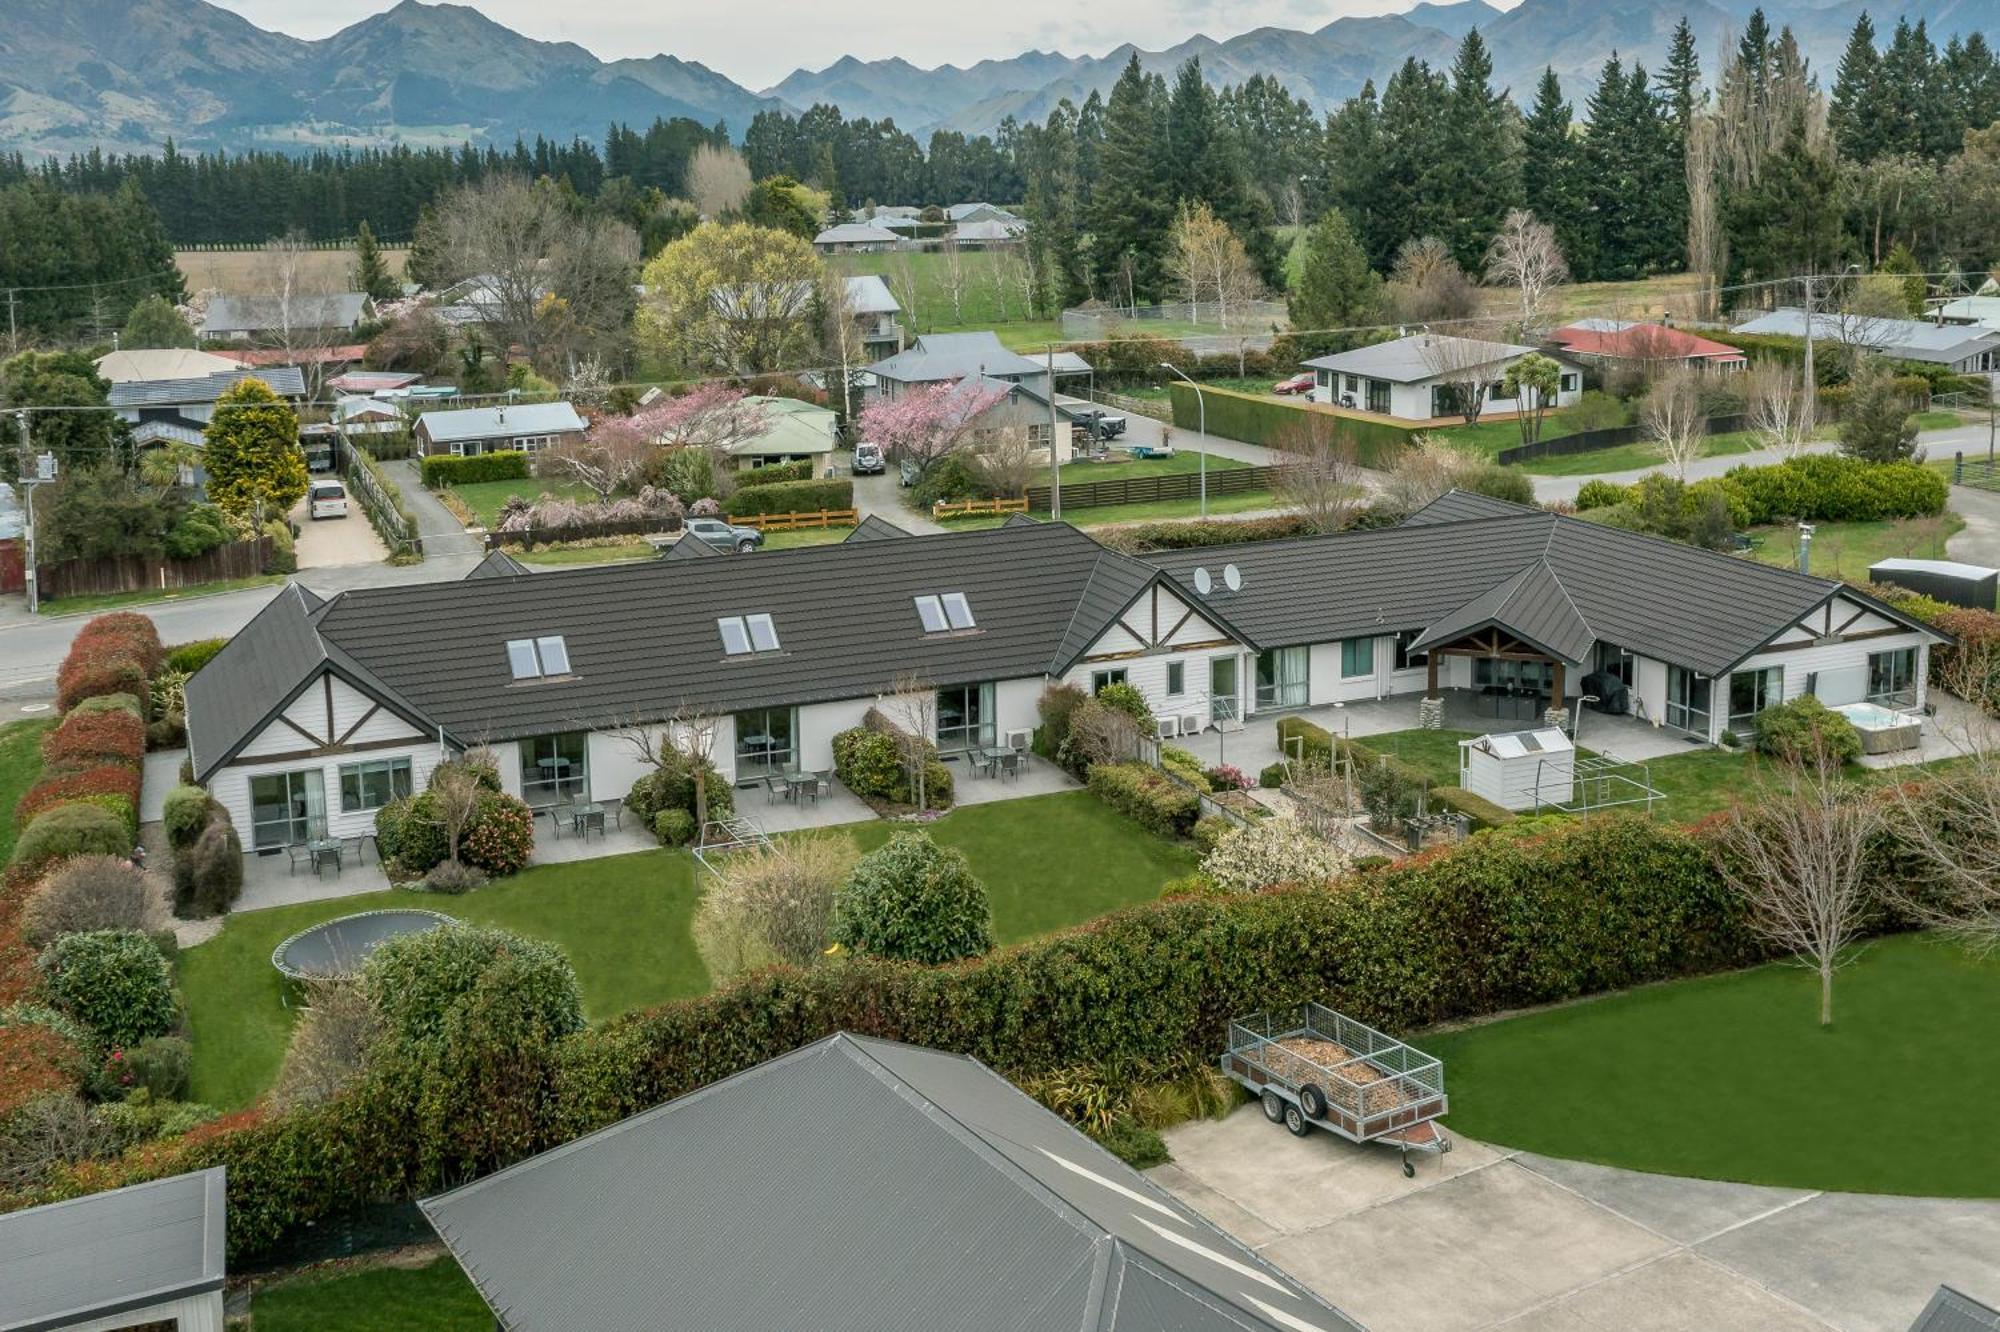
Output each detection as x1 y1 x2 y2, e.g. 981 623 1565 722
444 477 596 527
249 1255 488 1331
0 718 53 862
41 574 286 617
1744 513 1964 587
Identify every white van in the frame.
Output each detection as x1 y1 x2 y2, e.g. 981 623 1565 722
308 480 349 520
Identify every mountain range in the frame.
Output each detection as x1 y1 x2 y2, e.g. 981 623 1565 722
0 0 1991 158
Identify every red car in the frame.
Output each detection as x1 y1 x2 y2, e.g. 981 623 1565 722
1273 373 1316 396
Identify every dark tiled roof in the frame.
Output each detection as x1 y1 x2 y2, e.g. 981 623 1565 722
463 550 530 579
660 533 726 560
107 366 306 407
1408 559 1596 664
1911 1286 2000 1332
1399 489 1542 526
420 1035 1359 1332
845 514 913 542
0 1168 224 1332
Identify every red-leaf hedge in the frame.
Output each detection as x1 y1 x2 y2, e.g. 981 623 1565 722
0 1025 86 1117
41 710 146 770
54 613 163 714
14 765 142 838
69 613 164 675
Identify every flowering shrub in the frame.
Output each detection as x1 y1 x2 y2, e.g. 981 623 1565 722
494 485 686 538
689 496 721 518
462 794 536 876
1203 764 1250 792
1200 817 1352 893
41 710 146 770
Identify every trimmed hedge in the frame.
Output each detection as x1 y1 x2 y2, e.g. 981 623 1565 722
41 710 146 771
420 451 529 488
35 930 176 1050
163 638 229 675
1086 762 1201 836
15 766 142 843
725 476 853 518
69 694 144 721
1722 455 1946 525
1167 383 1416 468
1427 786 1517 831
732 459 814 487
11 805 133 878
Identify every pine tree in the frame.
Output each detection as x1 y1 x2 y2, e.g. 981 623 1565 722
1323 82 1383 266
404 203 453 292
1288 207 1381 347
1831 14 1885 161
1664 18 1704 135
122 295 195 349
1091 55 1173 304
1439 30 1522 269
1370 58 1452 270
351 220 398 301
202 378 307 525
1723 105 1844 284
1839 359 1918 462
1522 68 1589 279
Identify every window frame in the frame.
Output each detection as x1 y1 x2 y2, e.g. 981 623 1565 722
1867 647 1918 707
520 733 589 805
1090 668 1128 694
1393 629 1426 672
1165 660 1185 696
1727 666 1783 733
339 756 413 814
745 613 779 653
717 617 752 656
940 592 975 631
914 595 949 634
1339 637 1373 679
1666 665 1713 736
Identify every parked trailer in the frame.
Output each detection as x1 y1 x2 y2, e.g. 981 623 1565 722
1221 1003 1451 1176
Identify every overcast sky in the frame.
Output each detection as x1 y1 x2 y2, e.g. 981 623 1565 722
207 0 1506 91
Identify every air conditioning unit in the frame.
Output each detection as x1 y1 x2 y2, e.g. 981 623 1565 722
1003 728 1034 751
1180 712 1207 736
1155 716 1179 740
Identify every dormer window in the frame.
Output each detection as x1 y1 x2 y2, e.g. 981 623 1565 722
915 592 976 634
506 636 571 680
719 614 780 656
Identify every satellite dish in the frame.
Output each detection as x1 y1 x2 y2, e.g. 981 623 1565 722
1223 563 1242 592
1193 567 1213 596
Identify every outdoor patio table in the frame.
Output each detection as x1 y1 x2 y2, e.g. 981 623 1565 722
569 803 605 837
308 838 343 877
785 773 819 804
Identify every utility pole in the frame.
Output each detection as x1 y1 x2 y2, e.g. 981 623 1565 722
1160 363 1207 517
1800 272 1818 435
16 410 54 615
1046 343 1061 521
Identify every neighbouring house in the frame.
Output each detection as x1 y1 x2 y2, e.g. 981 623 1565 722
198 292 372 345
1302 334 1584 422
1930 295 2000 332
182 494 1943 852
727 394 839 470
0 1167 226 1332
1546 319 1748 373
947 202 1022 226
1731 307 2000 374
868 330 1053 400
232 343 369 372
852 206 923 235
419 1033 1363 1332
713 275 902 361
93 347 245 385
812 222 902 254
326 369 425 394
412 401 587 457
947 218 1026 247
108 365 309 466
843 273 904 357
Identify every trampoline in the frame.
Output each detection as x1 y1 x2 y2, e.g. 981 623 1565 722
271 909 457 982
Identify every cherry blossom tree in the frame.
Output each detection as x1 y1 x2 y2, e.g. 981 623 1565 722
855 380 1011 477
541 417 657 502
633 384 770 452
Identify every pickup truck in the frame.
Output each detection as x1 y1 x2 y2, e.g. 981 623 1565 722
684 516 765 553
1073 408 1129 441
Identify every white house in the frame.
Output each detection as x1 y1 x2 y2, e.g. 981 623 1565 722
412 401 587 457
813 223 902 254
1302 334 1584 422
1733 307 2000 374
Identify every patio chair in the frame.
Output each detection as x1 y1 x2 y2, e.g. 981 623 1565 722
286 843 312 876
341 834 369 865
812 770 834 799
602 798 623 829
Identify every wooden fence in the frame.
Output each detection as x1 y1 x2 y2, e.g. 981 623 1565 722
1079 388 1172 423
730 508 859 531
933 497 1030 520
337 434 423 558
1495 415 1751 465
1027 464 1281 513
39 537 271 602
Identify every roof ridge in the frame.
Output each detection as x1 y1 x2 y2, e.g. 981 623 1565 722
1532 554 1598 642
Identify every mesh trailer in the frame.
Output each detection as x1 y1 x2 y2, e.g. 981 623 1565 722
1222 1003 1451 1175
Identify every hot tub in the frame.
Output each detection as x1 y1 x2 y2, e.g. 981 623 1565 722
1831 702 1922 754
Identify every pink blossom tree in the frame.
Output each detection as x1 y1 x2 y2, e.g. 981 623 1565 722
856 380 1011 478
633 384 771 452
540 417 656 502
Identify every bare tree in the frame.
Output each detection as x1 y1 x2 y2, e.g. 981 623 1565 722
966 426 1040 498
1712 748 1880 1026
1380 435 1476 512
1644 363 1706 479
1387 235 1481 325
1746 359 1815 458
1686 116 1725 323
1483 209 1570 334
429 762 486 868
818 270 867 425
1417 332 1504 425
255 232 344 397
1889 750 2000 954
938 239 969 324
1166 201 1261 328
884 672 938 812
1272 415 1361 533
541 419 656 502
615 704 725 833
884 248 923 330
686 143 753 220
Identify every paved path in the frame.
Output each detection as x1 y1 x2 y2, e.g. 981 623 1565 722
1945 481 2000 570
1153 1105 2000 1332
386 459 484 558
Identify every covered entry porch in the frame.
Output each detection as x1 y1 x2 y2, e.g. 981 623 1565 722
1415 625 1572 727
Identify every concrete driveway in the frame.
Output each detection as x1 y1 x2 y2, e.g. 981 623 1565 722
291 501 389 569
1150 1105 2000 1331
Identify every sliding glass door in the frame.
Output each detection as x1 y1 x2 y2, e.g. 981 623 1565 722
1210 656 1239 723
1666 666 1712 736
733 707 797 780
521 733 589 805
1255 647 1308 711
936 683 994 751
250 769 325 850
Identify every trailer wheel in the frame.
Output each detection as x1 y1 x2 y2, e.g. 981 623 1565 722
1283 1104 1311 1137
1261 1090 1285 1123
1298 1084 1329 1120
1402 1159 1416 1179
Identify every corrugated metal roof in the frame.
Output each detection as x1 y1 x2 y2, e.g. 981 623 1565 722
415 401 586 443
107 366 307 407
419 1035 1358 1332
200 292 367 334
0 1167 224 1332
1302 334 1535 383
869 331 1049 384
1732 308 2000 363
814 223 902 244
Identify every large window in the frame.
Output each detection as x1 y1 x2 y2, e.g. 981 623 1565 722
1340 637 1374 679
521 732 588 805
339 757 412 814
1393 630 1426 672
1255 647 1309 710
250 769 324 850
1594 641 1633 687
1090 668 1128 694
1666 666 1712 736
1474 658 1553 695
733 707 797 780
1728 667 1783 734
1868 648 1918 707
1364 378 1391 414
936 683 995 751
1210 656 1239 723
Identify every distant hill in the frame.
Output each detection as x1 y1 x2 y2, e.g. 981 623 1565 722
0 0 1987 157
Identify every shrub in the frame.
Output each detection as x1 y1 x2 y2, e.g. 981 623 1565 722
693 833 859 979
461 793 535 876
1095 1117 1169 1168
163 638 229 675
1060 698 1149 774
14 764 142 839
1204 764 1250 792
358 924 583 1050
1035 683 1088 760
116 1035 191 1100
420 451 529 488
1190 816 1235 855
422 860 488 894
1357 754 1428 834
375 794 447 875
832 717 952 810
724 476 853 518
1461 463 1537 506
20 856 155 948
261 518 297 575
271 980 383 1111
1427 786 1516 831
1200 817 1350 892
832 832 993 964
55 654 149 716
42 709 146 771
732 458 814 487
1575 478 1632 511
653 809 696 846
68 692 144 720
67 613 164 676
171 817 243 918
161 786 212 851
0 1020 89 1120
1086 762 1201 836
1092 514 1317 554
1094 681 1153 724
1723 455 1946 525
11 803 131 875
1159 746 1210 791
624 755 734 828
1258 761 1289 788
1751 696 1864 766
35 931 175 1049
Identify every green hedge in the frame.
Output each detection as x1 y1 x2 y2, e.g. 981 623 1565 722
1427 786 1517 831
420 451 530 489
1168 383 1416 468
732 459 815 487
725 477 853 518
1085 762 1201 836
1723 455 1946 525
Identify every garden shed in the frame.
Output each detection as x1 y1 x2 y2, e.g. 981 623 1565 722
1459 727 1574 811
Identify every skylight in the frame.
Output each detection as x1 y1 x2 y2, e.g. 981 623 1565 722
915 592 976 634
914 595 948 634
719 614 780 656
941 592 975 630
505 636 572 680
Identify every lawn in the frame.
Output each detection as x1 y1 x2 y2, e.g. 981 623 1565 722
1061 451 1251 483
941 487 1280 532
250 1255 487 1331
180 850 710 1109
445 477 595 528
1516 428 1769 477
1745 513 1964 587
0 718 52 862
1118 377 1283 403
1424 932 2000 1196
41 574 285 617
182 791 1194 1106
513 541 654 566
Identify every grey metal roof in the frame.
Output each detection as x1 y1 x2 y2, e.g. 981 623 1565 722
814 223 902 244
1407 558 1596 664
845 514 913 542
107 366 307 408
420 1034 1358 1332
1302 334 1535 383
843 273 901 316
1399 490 1540 527
1732 308 2000 363
415 401 586 443
201 292 368 335
464 550 531 579
660 532 726 560
1911 1286 2000 1332
0 1167 224 1332
868 331 1049 384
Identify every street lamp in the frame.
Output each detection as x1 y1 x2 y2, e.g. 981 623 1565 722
1158 362 1207 517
